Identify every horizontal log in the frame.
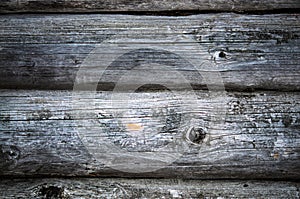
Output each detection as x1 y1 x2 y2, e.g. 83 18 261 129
0 0 299 13
0 178 299 198
0 14 299 91
0 90 299 179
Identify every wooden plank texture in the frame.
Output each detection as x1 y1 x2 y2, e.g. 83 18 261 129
0 178 299 198
0 0 299 13
0 14 299 91
0 90 299 179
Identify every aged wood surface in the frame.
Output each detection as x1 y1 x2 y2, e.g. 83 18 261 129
0 0 299 13
0 90 299 179
0 178 299 198
0 14 299 91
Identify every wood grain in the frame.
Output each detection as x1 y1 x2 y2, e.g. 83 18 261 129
0 178 299 198
0 90 299 179
0 0 299 13
0 14 299 91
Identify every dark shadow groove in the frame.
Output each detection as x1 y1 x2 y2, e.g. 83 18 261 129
0 8 299 16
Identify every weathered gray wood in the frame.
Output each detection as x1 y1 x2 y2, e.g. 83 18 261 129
0 14 299 91
0 90 299 179
0 178 299 199
0 0 299 13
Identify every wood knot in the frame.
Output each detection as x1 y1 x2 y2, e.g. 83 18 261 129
282 114 293 127
39 185 69 199
212 51 228 62
0 145 21 163
28 109 52 120
186 127 207 145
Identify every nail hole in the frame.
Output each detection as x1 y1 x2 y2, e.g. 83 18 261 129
186 127 207 145
243 184 249 187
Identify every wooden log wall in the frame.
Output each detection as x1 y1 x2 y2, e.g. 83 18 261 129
0 1 299 198
1 0 300 13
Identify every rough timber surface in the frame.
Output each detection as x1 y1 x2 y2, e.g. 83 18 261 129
0 14 299 91
0 90 299 179
0 178 299 199
0 0 299 13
